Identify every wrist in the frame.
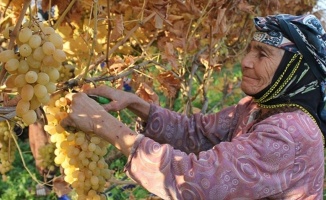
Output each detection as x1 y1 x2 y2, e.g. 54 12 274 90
95 112 137 156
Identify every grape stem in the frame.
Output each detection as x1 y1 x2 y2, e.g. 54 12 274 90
7 120 46 186
53 0 78 30
0 0 31 84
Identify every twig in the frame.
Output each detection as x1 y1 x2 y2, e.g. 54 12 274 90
82 0 98 82
105 0 112 68
9 121 43 185
53 0 77 30
107 12 155 58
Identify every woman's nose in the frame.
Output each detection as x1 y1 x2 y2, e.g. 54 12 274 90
241 54 254 69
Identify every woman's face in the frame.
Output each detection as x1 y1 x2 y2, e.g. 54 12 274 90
240 41 285 95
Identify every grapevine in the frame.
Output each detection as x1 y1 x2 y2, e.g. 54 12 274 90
37 142 56 172
1 18 66 125
44 93 112 200
0 120 17 177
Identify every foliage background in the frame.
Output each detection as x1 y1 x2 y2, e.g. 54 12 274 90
0 0 325 199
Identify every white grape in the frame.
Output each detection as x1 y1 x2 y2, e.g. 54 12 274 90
22 110 37 125
5 58 19 72
17 60 29 74
30 96 42 110
42 42 55 55
19 44 33 57
34 84 48 98
28 34 42 48
21 84 34 101
42 55 56 66
42 26 55 35
14 74 26 87
18 28 32 43
53 49 66 63
25 71 38 83
37 72 50 85
46 67 60 81
49 33 63 49
27 55 41 69
16 100 30 117
45 82 56 93
38 93 50 104
32 47 45 61
0 50 15 62
5 74 17 88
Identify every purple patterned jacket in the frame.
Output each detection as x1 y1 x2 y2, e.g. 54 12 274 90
125 96 324 200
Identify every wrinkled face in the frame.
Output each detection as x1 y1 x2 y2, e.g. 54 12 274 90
241 41 285 95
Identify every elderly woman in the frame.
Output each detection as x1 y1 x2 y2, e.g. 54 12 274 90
61 14 326 199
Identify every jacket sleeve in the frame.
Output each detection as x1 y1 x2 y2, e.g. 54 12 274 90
140 104 238 154
125 111 324 200
140 96 254 154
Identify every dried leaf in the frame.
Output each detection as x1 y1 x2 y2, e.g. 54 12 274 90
238 0 254 14
29 121 49 175
52 176 72 197
157 71 181 98
155 13 164 29
111 14 124 41
135 83 159 105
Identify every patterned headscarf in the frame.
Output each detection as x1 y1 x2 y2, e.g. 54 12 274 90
251 14 326 142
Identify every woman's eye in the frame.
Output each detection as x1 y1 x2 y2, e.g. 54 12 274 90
259 51 267 58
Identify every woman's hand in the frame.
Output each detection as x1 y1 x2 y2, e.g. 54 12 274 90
85 85 134 112
60 92 137 156
60 92 110 134
85 85 151 121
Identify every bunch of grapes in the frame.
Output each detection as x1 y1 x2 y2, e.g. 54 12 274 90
37 142 56 172
58 63 75 82
0 120 17 176
1 19 66 125
44 93 112 200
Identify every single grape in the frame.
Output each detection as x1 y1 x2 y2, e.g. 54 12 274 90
18 27 32 43
0 50 15 63
37 72 50 85
14 74 27 87
38 93 50 104
49 33 63 49
42 26 55 35
5 58 19 72
16 100 30 117
30 96 42 110
19 44 33 57
25 71 38 83
32 47 45 61
46 67 60 81
28 34 42 48
18 60 29 74
45 82 57 93
34 84 48 98
22 110 37 125
42 42 55 55
21 84 34 101
5 74 17 88
53 49 66 63
27 55 42 69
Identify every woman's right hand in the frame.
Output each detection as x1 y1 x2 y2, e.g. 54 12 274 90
85 85 150 121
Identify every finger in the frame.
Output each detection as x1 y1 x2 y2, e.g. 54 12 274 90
102 102 115 112
85 86 114 98
60 116 77 133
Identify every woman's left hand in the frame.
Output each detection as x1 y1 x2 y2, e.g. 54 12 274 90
61 92 109 134
60 93 138 156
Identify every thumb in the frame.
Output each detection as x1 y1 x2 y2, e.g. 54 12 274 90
60 116 77 133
